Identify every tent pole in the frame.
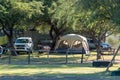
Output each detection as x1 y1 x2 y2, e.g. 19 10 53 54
66 48 69 64
81 53 84 63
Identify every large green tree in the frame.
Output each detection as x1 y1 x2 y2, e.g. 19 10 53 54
0 0 44 55
0 0 28 55
73 0 120 59
42 0 61 50
41 0 78 50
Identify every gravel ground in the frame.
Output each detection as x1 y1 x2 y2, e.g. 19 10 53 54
0 76 120 80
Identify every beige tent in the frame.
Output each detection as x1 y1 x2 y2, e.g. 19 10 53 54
55 34 90 54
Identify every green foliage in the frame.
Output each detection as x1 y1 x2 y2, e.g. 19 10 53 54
0 0 30 28
69 0 120 59
24 1 44 30
51 0 78 29
0 0 120 51
36 23 50 34
0 0 120 35
0 0 44 29
72 0 120 38
0 35 8 45
0 0 45 55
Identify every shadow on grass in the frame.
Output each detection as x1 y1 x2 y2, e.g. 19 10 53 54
0 63 92 69
0 71 119 80
19 70 120 80
0 53 90 65
0 62 119 80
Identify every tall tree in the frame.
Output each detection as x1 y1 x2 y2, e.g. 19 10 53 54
41 0 78 50
0 0 44 55
40 0 59 50
0 0 27 55
73 0 120 59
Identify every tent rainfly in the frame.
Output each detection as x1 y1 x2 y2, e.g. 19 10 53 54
55 34 90 54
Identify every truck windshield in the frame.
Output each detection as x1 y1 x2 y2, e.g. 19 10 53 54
15 39 29 43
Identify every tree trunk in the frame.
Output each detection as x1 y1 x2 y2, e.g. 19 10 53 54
3 28 17 56
49 26 58 50
96 49 102 60
8 35 17 56
49 24 60 50
96 41 102 60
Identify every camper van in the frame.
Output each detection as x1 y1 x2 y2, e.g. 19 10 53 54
14 37 33 53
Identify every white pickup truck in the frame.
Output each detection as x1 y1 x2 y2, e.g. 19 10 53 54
14 37 33 54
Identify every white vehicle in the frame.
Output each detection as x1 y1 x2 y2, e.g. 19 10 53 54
0 46 3 57
14 37 33 53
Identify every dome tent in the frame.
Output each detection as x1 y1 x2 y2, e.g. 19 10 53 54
55 34 90 54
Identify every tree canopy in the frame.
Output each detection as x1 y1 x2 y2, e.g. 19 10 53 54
72 0 120 59
0 0 120 57
0 0 44 55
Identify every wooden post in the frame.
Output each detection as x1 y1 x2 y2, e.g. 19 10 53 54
66 50 69 64
47 50 49 64
28 50 31 64
8 49 11 64
81 48 85 63
81 53 84 63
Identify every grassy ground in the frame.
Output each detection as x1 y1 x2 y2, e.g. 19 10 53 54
0 63 119 80
0 52 120 80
